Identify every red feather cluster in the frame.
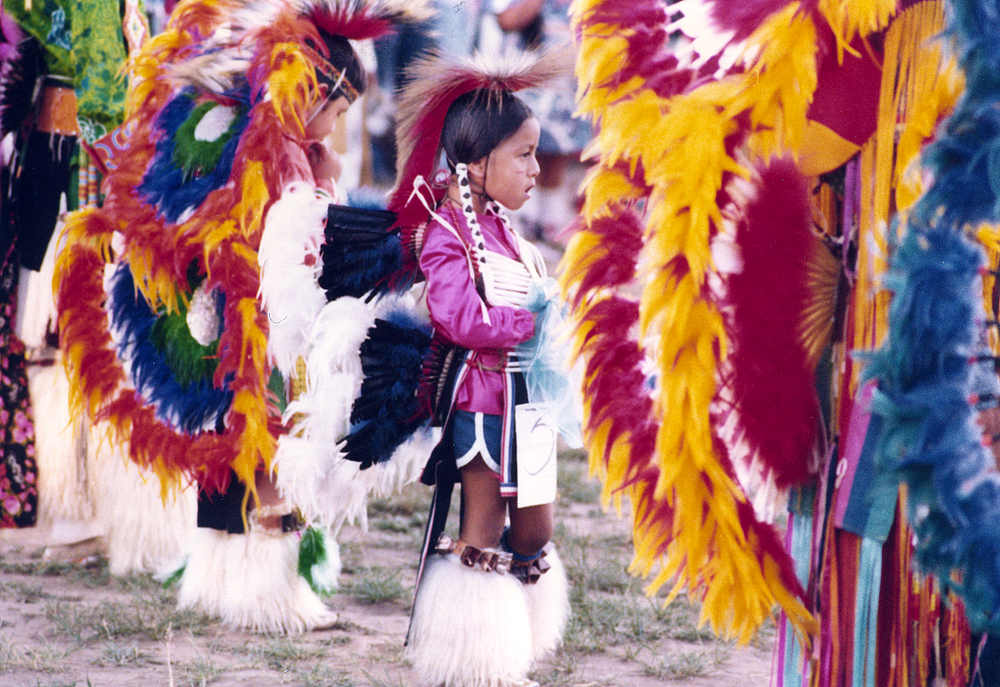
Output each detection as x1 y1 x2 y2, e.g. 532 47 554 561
723 158 819 489
307 0 395 42
708 0 814 42
389 75 499 225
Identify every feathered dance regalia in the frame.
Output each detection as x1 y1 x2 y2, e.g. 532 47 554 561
866 0 1000 640
54 0 419 505
260 53 588 576
53 0 431 633
566 0 971 663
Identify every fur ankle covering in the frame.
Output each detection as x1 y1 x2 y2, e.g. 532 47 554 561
524 546 570 660
406 553 533 687
176 527 337 634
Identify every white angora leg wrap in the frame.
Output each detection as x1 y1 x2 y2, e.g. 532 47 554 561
177 528 336 634
406 553 533 687
523 546 570 661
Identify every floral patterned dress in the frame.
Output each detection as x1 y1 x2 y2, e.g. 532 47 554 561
0 261 38 528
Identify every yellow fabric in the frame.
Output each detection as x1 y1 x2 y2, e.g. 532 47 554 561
849 0 955 395
798 121 861 176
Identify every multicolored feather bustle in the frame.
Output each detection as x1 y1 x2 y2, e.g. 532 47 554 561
53 0 415 505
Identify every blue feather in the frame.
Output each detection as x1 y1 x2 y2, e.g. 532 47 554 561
318 202 406 301
137 87 249 224
107 264 233 434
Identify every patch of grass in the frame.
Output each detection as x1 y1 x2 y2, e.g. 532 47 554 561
651 597 716 643
0 636 73 675
19 642 73 673
364 641 405 666
532 651 602 687
0 580 54 603
346 567 407 605
557 529 631 595
182 657 222 687
0 635 17 672
368 483 432 518
557 451 602 506
372 517 414 534
250 637 328 671
0 557 111 589
295 663 356 687
360 667 406 687
97 641 150 667
43 589 212 644
639 649 713 680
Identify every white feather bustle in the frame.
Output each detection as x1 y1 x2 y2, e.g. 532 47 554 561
87 425 197 576
176 528 337 634
27 362 92 523
273 293 436 530
258 181 331 378
523 547 570 661
406 554 533 687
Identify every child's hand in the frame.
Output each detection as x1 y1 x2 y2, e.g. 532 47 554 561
307 140 342 182
524 277 557 313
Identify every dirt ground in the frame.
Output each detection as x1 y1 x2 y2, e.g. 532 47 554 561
0 456 776 687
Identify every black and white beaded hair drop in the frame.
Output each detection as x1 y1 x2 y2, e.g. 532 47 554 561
455 162 488 273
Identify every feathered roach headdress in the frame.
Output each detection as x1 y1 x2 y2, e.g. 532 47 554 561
389 50 573 227
168 0 427 101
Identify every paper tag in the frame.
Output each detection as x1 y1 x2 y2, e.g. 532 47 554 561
516 403 558 508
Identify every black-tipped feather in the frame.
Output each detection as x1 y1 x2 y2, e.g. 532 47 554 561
319 203 406 301
341 314 432 469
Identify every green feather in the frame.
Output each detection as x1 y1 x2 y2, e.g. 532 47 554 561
298 526 336 596
161 564 185 589
150 311 220 387
172 101 241 181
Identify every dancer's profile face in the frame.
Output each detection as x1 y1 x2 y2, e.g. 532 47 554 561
306 95 350 141
471 116 541 212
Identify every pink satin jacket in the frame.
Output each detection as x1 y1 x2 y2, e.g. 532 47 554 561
419 206 535 416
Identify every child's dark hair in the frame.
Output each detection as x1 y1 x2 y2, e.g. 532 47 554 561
441 89 533 169
312 33 367 103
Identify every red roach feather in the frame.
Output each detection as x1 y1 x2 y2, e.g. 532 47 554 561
573 206 645 298
723 158 820 489
303 0 430 41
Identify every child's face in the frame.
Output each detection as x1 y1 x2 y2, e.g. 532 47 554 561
481 117 541 211
305 95 351 141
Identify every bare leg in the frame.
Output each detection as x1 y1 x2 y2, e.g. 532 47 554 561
458 456 507 549
253 469 289 530
507 501 553 557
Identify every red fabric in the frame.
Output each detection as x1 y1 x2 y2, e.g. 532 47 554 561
834 530 861 687
808 26 883 147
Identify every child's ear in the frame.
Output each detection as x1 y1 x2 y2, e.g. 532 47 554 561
466 155 488 184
